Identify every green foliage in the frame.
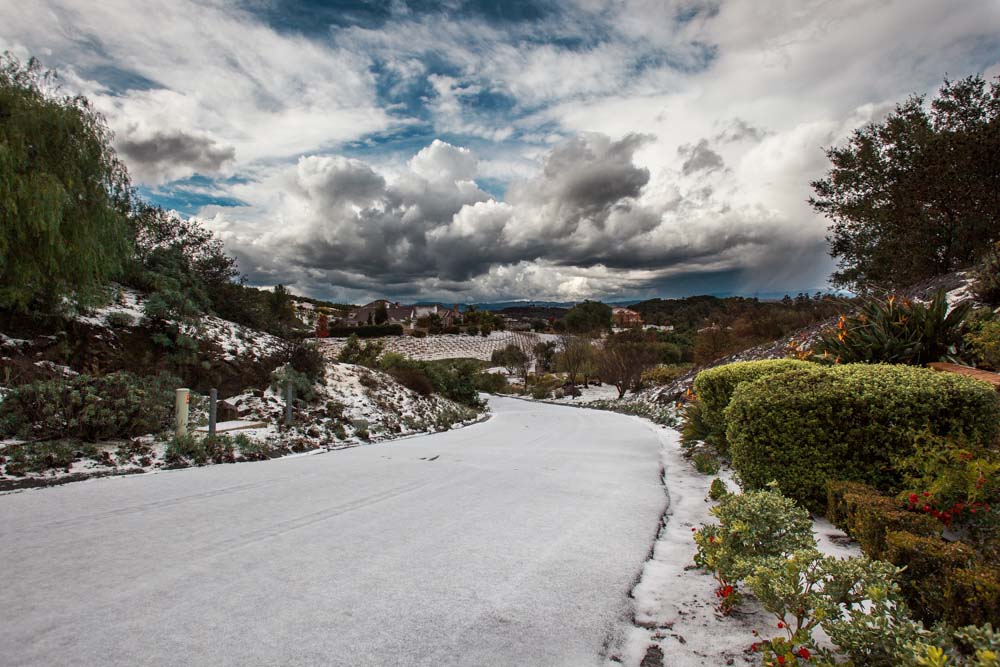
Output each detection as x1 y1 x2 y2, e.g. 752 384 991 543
105 311 135 329
726 364 1000 509
898 430 1000 550
596 338 661 398
812 75 1000 290
948 565 1000 629
337 334 384 367
233 433 271 461
708 477 729 501
288 341 327 384
532 340 558 373
2 440 99 475
694 487 815 588
640 364 691 387
691 449 721 475
529 384 551 399
0 54 131 312
490 344 528 377
692 360 813 454
679 398 711 449
885 530 976 626
378 355 484 408
0 372 179 441
269 365 317 402
826 480 881 527
388 367 434 396
840 490 941 560
563 300 612 334
966 316 1000 371
903 624 1000 667
973 243 1000 307
812 291 971 365
164 434 235 467
474 370 509 394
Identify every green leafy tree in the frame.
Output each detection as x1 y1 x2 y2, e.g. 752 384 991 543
564 300 612 334
373 302 389 325
0 54 132 311
811 75 1000 291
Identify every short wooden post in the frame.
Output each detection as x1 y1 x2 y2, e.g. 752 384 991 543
175 388 190 437
285 381 294 426
209 388 218 437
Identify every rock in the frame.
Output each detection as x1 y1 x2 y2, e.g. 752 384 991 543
217 400 240 422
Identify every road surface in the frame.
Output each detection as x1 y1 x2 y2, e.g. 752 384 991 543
0 396 666 667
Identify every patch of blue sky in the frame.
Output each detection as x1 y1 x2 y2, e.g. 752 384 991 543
137 175 249 216
82 64 160 94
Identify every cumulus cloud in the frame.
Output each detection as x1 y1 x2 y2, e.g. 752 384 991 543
678 139 725 176
116 128 235 184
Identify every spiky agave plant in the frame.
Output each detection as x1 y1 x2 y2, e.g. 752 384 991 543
811 290 971 366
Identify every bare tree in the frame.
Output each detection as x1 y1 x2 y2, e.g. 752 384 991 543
596 340 660 398
556 336 594 386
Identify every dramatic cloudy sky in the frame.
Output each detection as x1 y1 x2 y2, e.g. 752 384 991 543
3 1 999 303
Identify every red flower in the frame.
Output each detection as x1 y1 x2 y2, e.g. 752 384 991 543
750 643 760 652
923 491 930 497
777 621 784 629
909 493 919 504
797 647 811 659
777 657 786 665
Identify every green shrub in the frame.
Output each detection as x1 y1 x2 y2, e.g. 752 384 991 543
842 490 940 559
708 477 729 500
336 334 384 367
164 434 235 467
694 487 815 587
269 365 317 402
692 359 813 453
691 449 721 475
0 372 180 441
105 311 135 328
389 367 434 396
885 530 976 625
972 243 1000 307
530 384 551 400
826 480 881 527
903 623 1000 667
726 363 1000 509
474 371 508 393
234 433 271 461
966 317 1000 371
947 565 1000 628
288 341 327 383
812 290 971 366
640 363 691 387
679 398 711 449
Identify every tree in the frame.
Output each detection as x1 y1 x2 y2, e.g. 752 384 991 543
596 340 660 398
374 302 389 325
564 300 613 334
533 340 558 373
556 336 594 385
316 313 329 338
491 344 529 382
811 75 1000 291
0 54 132 311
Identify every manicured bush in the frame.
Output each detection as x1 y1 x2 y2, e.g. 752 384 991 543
0 372 180 441
692 359 813 453
841 491 940 559
826 480 881 527
726 363 1000 509
947 564 1000 628
885 530 975 625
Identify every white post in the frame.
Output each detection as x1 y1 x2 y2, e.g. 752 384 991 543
175 388 190 437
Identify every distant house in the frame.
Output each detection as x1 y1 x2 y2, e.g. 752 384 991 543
339 300 462 331
612 307 643 328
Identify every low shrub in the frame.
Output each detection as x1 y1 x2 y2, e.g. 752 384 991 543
164 434 236 467
337 334 384 367
972 243 1000 307
270 365 317 402
679 398 711 449
884 530 975 625
692 359 813 454
105 311 135 328
965 318 1000 371
841 490 940 560
694 487 814 599
904 624 1000 667
947 564 1000 628
389 367 434 396
691 449 721 475
0 372 180 441
826 480 881 527
708 477 729 500
474 371 509 393
640 363 691 388
234 433 271 461
726 363 1000 509
530 384 551 399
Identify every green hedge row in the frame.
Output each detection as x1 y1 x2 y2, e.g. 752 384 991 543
828 481 1000 627
691 359 812 453
725 364 1000 509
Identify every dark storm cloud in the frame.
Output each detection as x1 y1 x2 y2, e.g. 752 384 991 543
678 138 724 175
117 129 236 182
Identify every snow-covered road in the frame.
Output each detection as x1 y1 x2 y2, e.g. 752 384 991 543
0 396 666 667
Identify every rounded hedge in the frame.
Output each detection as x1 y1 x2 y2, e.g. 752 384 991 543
692 359 814 452
725 364 1000 510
